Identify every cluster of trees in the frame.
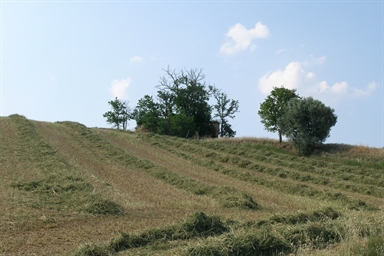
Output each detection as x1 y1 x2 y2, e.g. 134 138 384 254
103 69 337 156
258 87 337 156
103 67 239 138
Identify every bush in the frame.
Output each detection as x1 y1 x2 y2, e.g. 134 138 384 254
278 97 337 156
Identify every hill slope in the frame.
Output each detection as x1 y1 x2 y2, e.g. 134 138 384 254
1 114 383 255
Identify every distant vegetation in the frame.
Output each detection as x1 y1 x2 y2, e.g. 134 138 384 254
1 114 383 255
106 80 337 156
259 87 337 156
103 97 131 130
104 67 239 138
258 87 300 144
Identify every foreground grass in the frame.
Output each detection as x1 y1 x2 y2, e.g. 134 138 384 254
5 115 124 216
73 208 384 256
1 114 383 255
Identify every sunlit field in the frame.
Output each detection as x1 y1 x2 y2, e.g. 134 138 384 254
1 114 383 255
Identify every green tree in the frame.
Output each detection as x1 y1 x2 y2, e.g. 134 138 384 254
156 67 215 138
212 88 239 137
278 97 337 156
103 97 131 130
258 87 299 143
131 95 161 133
132 67 239 139
169 113 195 138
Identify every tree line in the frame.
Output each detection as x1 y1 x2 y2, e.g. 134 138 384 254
103 67 239 138
103 68 337 156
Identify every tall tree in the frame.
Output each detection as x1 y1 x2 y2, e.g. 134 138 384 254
132 67 239 139
258 87 299 143
103 97 131 130
156 67 214 137
212 88 239 137
131 95 160 133
278 97 337 156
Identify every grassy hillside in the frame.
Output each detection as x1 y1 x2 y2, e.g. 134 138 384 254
1 114 384 255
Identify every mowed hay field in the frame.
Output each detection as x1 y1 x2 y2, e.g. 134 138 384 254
1 114 384 255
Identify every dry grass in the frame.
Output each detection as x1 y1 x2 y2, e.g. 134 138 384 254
1 115 384 255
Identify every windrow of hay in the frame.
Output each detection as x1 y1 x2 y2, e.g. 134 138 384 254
73 208 384 256
73 212 227 255
2 116 384 255
58 121 259 210
185 209 382 256
12 175 124 215
7 115 124 215
137 133 375 210
215 137 384 164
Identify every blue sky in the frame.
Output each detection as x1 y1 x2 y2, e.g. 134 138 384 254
1 1 383 148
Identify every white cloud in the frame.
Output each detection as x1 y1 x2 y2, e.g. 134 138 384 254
303 54 326 66
258 62 377 103
312 81 349 96
351 81 378 98
258 62 314 94
130 55 143 63
108 77 131 100
220 22 270 55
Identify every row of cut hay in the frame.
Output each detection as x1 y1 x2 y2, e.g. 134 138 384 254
58 122 259 210
73 212 227 255
136 133 374 210
74 207 384 256
186 209 383 256
197 136 383 172
11 173 124 215
214 136 384 165
199 137 384 181
187 220 344 256
141 133 384 198
7 115 125 215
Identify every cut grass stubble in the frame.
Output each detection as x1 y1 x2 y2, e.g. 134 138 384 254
58 121 260 210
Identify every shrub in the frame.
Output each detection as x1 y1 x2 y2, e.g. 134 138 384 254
278 97 337 156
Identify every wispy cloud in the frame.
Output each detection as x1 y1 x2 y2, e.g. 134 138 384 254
130 55 144 63
258 61 377 103
220 22 270 55
108 77 131 100
303 54 326 66
274 48 288 55
351 81 378 98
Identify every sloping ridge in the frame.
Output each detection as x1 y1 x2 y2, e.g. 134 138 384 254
1 114 383 255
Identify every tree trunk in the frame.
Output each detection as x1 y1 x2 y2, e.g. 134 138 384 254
279 130 282 144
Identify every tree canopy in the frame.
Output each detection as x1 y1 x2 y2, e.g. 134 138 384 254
131 67 239 138
103 97 131 130
258 87 299 143
212 88 239 137
131 95 160 133
278 97 337 156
